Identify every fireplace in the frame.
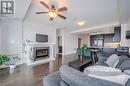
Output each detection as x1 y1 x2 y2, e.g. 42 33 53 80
34 47 49 61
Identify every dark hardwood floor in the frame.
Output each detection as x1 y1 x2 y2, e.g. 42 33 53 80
0 56 62 86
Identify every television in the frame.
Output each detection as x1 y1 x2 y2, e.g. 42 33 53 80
36 34 48 42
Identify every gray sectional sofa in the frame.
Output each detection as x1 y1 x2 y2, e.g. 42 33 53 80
43 55 130 86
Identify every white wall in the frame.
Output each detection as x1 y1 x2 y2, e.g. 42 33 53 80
0 21 2 53
23 20 56 43
0 19 57 64
23 20 57 58
57 29 63 46
62 29 81 55
120 18 130 53
56 29 63 54
119 0 130 52
81 34 90 47
0 19 23 63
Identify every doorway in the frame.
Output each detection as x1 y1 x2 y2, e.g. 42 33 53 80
58 36 62 54
78 38 82 48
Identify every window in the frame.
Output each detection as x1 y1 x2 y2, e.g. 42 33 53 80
1 0 14 14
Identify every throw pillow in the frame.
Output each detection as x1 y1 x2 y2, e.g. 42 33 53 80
113 59 120 68
106 54 119 67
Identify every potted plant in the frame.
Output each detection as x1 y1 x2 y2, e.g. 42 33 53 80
0 54 20 69
8 56 20 69
0 54 9 69
82 44 88 49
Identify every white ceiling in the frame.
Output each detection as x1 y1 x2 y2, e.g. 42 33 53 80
119 0 130 23
0 0 130 32
15 0 32 20
24 0 119 31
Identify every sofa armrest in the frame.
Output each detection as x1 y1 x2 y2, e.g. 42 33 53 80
43 71 61 86
60 65 123 86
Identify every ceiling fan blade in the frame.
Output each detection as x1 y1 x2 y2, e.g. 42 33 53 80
36 12 48 14
50 17 54 21
57 7 67 12
40 1 50 9
57 13 66 19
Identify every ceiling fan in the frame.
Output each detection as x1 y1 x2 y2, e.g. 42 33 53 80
36 1 67 21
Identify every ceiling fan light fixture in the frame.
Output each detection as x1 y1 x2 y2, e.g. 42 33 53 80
49 11 57 18
36 1 67 21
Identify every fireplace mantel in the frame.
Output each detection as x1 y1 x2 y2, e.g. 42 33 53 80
23 43 56 65
25 43 56 46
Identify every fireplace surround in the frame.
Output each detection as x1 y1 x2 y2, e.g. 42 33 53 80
24 43 56 65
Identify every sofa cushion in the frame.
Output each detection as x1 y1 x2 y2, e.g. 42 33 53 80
116 55 130 68
106 54 120 67
126 79 130 86
118 60 130 71
124 70 130 75
60 65 123 86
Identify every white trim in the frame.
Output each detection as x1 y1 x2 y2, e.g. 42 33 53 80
25 43 56 46
27 58 55 66
62 51 76 56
